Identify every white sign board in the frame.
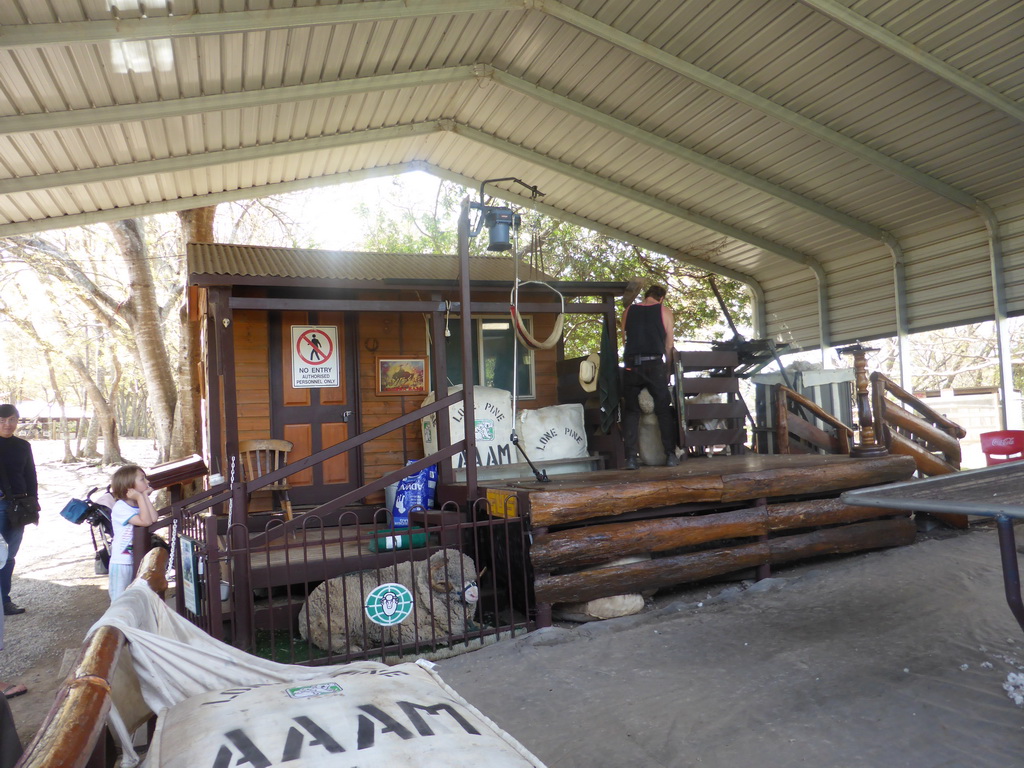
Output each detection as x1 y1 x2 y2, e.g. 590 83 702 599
179 536 201 615
291 325 340 388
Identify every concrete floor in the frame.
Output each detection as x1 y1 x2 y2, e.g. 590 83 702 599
437 525 1024 768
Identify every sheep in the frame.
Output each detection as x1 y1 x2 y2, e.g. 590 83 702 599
297 548 480 654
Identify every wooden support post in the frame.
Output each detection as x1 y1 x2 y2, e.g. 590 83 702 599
206 514 225 641
755 497 771 581
533 525 552 628
773 384 791 454
839 344 888 457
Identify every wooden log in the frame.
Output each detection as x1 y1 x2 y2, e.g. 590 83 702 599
523 454 918 527
528 476 724 527
18 547 168 768
719 455 916 503
17 627 125 768
534 518 916 604
880 399 961 462
888 431 959 477
531 497 909 570
886 433 968 529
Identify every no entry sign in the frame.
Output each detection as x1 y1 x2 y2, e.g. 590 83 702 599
291 325 340 388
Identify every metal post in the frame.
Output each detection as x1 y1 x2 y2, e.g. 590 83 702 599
996 516 1024 633
458 199 478 499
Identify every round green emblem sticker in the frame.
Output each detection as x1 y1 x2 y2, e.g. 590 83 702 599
364 582 414 626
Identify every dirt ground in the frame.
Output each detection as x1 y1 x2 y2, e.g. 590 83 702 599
1 439 158 747
4 440 1024 766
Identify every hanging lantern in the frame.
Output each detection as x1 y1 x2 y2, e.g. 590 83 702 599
483 207 521 252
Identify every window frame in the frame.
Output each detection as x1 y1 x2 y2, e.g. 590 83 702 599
443 314 537 399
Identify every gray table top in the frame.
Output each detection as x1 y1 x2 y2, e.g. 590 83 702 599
842 461 1024 518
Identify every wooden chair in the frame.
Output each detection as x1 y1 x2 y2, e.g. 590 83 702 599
238 439 294 521
980 430 1024 465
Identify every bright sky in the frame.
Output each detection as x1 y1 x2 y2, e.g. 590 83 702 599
283 171 459 251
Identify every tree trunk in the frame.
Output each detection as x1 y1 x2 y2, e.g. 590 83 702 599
177 207 216 244
42 350 75 463
174 206 216 477
70 359 124 464
109 220 178 462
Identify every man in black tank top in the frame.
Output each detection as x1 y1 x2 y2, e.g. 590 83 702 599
620 285 679 468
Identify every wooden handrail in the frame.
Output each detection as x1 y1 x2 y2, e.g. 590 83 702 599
774 384 854 454
871 371 964 474
870 372 967 439
16 547 169 768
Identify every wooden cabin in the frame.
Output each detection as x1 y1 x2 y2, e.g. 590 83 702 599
186 241 625 506
168 239 957 662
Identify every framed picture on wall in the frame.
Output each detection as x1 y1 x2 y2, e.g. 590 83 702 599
377 356 429 396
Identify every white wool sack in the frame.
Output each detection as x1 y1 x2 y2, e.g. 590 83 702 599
421 386 515 469
144 662 546 768
515 404 588 461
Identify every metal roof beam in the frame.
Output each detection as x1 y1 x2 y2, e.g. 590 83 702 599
0 0 520 48
0 67 480 136
0 63 887 246
448 124 825 271
3 0 984 212
543 1 980 212
0 164 414 237
796 0 1024 125
0 117 829 285
488 70 887 243
0 117 830 344
0 123 440 195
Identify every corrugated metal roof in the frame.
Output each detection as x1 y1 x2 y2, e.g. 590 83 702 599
187 242 557 285
1 0 1022 350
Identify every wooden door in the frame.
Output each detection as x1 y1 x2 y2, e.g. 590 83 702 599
270 310 360 506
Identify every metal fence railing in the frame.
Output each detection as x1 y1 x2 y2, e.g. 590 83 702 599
172 498 535 665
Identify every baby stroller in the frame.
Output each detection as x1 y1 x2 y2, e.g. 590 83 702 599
59 487 114 575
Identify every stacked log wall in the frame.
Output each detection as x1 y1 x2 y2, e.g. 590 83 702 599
502 455 920 617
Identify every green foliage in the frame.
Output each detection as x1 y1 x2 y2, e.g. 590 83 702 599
512 214 750 357
357 178 462 254
351 175 753 359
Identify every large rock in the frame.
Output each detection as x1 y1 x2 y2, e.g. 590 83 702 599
298 549 479 653
553 556 651 623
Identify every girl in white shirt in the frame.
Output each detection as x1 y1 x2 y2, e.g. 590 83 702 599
107 465 158 602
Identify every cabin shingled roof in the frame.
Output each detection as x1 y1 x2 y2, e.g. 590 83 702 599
187 242 557 285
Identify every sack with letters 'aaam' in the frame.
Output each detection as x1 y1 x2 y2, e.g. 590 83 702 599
144 661 547 768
